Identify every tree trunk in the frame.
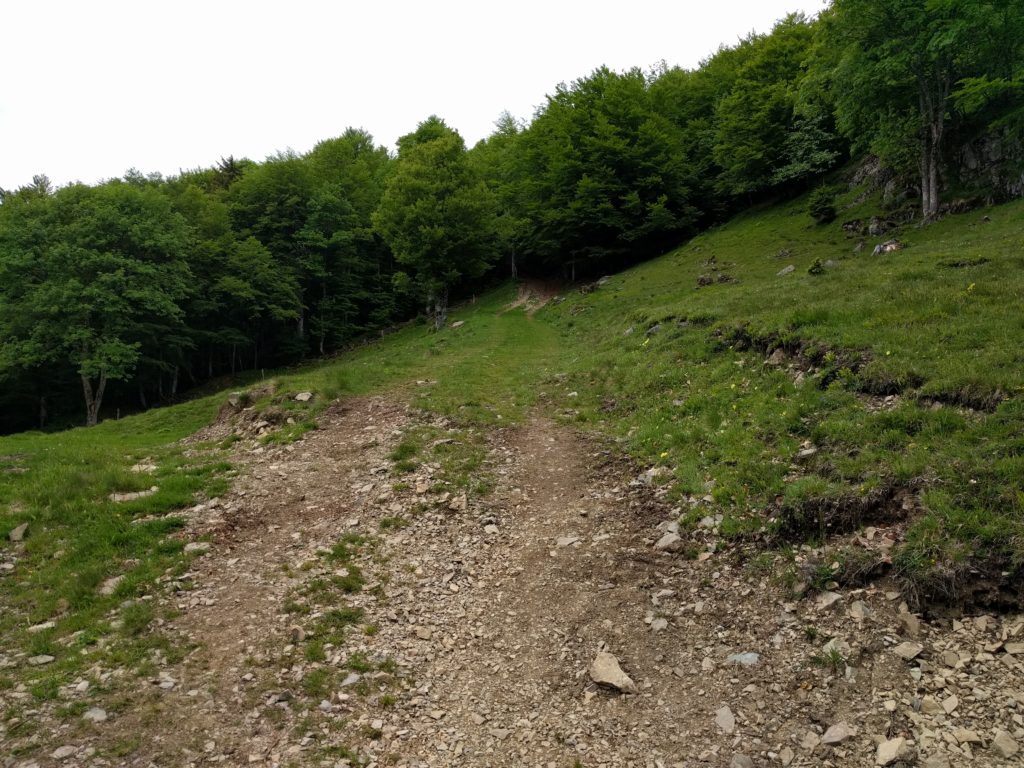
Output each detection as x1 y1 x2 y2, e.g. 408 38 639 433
171 366 179 396
433 287 449 331
81 373 106 427
319 280 327 356
38 396 47 430
918 73 948 221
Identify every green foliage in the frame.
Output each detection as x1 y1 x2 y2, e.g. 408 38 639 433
374 116 499 329
808 187 837 223
508 66 701 275
0 181 192 425
827 0 1024 217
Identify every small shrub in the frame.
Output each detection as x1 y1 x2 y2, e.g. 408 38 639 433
809 187 837 224
811 646 847 674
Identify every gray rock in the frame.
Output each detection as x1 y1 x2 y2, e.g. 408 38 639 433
777 265 796 276
8 523 28 542
849 600 872 620
98 575 124 596
872 239 904 256
339 673 361 688
726 652 760 666
83 707 107 723
109 487 157 503
817 591 843 609
184 542 210 555
450 320 465 329
893 641 923 660
654 532 682 552
730 756 754 768
821 722 855 745
715 705 736 734
876 737 910 765
51 746 77 760
991 730 1020 759
28 655 55 666
779 747 795 767
589 651 637 694
294 391 314 402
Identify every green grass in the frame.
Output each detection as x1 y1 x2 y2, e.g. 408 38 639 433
2 188 1022 727
0 394 227 694
545 191 1024 603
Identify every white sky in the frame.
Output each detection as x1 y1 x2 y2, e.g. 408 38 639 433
0 0 829 191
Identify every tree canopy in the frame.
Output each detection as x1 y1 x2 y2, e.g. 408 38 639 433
2 3 1022 430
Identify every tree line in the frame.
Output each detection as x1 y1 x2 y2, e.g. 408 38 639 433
2 1 1022 431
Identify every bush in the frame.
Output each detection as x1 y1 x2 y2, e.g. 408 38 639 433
809 187 837 223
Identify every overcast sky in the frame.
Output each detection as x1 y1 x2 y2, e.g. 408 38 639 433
0 0 829 191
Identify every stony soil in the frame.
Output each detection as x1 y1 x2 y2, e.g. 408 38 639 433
3 396 1023 768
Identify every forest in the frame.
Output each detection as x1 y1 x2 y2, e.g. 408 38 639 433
1 0 1022 432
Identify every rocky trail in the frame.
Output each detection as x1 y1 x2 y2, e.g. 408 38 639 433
7 397 1024 767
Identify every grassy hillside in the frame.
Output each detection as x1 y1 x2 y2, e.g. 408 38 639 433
2 191 1022 721
547 191 1024 607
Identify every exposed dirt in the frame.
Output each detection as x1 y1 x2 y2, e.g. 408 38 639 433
5 397 1023 768
504 280 564 316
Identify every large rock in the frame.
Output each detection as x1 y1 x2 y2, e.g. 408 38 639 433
876 737 911 765
654 532 682 552
892 641 923 660
589 652 637 694
992 730 1020 759
8 523 28 542
715 705 736 734
83 707 107 723
821 722 855 745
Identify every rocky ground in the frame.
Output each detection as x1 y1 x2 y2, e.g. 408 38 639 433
3 395 1023 767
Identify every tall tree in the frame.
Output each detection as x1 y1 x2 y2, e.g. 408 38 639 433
0 181 191 425
513 67 700 277
373 117 499 330
302 129 394 352
828 0 1023 219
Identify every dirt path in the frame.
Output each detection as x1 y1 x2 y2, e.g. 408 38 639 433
13 397 1023 767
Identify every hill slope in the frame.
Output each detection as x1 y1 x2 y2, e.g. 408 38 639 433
1 192 1023 765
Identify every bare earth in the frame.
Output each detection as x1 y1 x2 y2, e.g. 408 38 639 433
8 397 1023 767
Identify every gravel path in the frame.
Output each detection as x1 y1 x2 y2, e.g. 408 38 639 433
7 396 1022 767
